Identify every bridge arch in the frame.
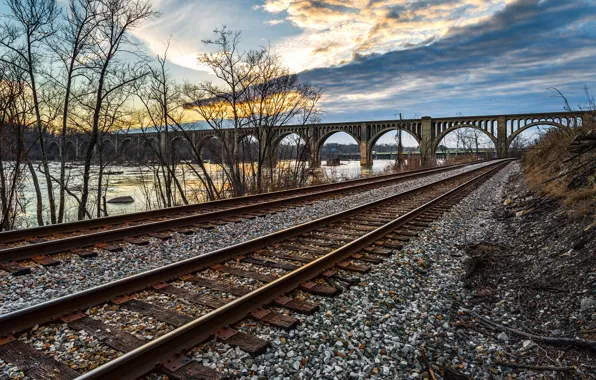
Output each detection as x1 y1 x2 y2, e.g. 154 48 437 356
170 137 193 162
369 127 421 148
139 137 160 162
118 138 137 162
433 124 498 153
367 128 421 165
47 141 60 160
315 130 360 167
316 130 359 153
272 131 309 151
271 132 309 165
196 135 224 164
272 132 309 157
506 120 570 149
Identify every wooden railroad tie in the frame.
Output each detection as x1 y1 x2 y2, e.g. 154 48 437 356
0 336 80 379
216 327 269 357
155 284 228 309
273 296 320 315
254 249 313 264
32 255 61 267
249 308 300 330
210 264 277 283
95 243 123 252
0 262 30 276
179 275 251 297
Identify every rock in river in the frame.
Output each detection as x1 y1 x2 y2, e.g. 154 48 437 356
107 196 134 204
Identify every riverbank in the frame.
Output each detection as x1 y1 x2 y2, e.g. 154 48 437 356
12 160 398 229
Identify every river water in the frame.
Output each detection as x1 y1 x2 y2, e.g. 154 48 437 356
13 159 396 228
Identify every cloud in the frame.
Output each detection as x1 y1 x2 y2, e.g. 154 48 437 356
297 0 596 119
126 0 596 121
260 0 519 71
130 0 276 72
265 19 286 25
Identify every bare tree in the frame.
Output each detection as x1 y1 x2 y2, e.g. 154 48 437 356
47 0 100 222
76 0 156 220
0 62 29 230
0 0 60 225
241 48 322 192
186 28 322 196
188 28 255 196
135 44 190 208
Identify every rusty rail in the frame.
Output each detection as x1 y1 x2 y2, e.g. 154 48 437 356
0 162 476 244
76 160 510 379
0 160 510 338
0 162 478 262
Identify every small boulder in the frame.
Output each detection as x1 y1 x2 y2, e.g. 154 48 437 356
522 340 535 349
497 332 509 342
580 298 596 312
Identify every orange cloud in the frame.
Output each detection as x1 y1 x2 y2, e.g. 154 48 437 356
261 0 515 71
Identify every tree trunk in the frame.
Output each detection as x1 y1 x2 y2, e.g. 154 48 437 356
27 161 44 226
27 39 57 224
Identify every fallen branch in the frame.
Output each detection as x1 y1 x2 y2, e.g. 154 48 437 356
495 361 575 372
461 308 596 352
420 349 437 380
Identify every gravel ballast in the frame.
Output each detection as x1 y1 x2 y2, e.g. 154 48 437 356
0 162 495 315
182 161 593 379
3 161 589 379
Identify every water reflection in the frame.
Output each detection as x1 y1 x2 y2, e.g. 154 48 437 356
16 159 395 227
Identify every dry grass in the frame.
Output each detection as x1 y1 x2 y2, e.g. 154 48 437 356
442 154 483 166
523 119 596 218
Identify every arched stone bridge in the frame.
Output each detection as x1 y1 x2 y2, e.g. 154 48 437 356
47 111 591 167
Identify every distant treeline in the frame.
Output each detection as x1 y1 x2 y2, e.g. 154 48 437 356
320 143 419 158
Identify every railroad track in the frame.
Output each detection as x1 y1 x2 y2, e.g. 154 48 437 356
0 159 512 380
0 162 480 270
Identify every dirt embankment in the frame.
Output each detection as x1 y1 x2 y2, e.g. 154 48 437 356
459 168 595 377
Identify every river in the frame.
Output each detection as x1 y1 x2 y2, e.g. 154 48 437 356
12 159 396 228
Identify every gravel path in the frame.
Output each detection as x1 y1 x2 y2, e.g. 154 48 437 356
0 162 495 315
183 162 524 379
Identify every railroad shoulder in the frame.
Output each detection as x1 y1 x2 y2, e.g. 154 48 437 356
457 162 596 376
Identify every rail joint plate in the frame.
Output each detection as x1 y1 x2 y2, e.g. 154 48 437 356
0 335 15 346
161 353 192 372
59 311 86 323
216 327 238 341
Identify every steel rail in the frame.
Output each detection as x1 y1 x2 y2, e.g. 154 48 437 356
0 160 511 337
0 162 473 244
78 160 510 379
0 162 477 263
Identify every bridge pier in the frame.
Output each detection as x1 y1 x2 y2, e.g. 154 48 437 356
497 117 508 158
360 141 372 167
420 117 435 165
308 139 321 168
359 123 372 167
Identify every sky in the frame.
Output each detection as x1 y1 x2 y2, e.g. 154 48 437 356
2 0 595 146
132 0 596 145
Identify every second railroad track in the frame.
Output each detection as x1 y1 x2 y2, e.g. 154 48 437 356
0 162 481 268
0 159 512 379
